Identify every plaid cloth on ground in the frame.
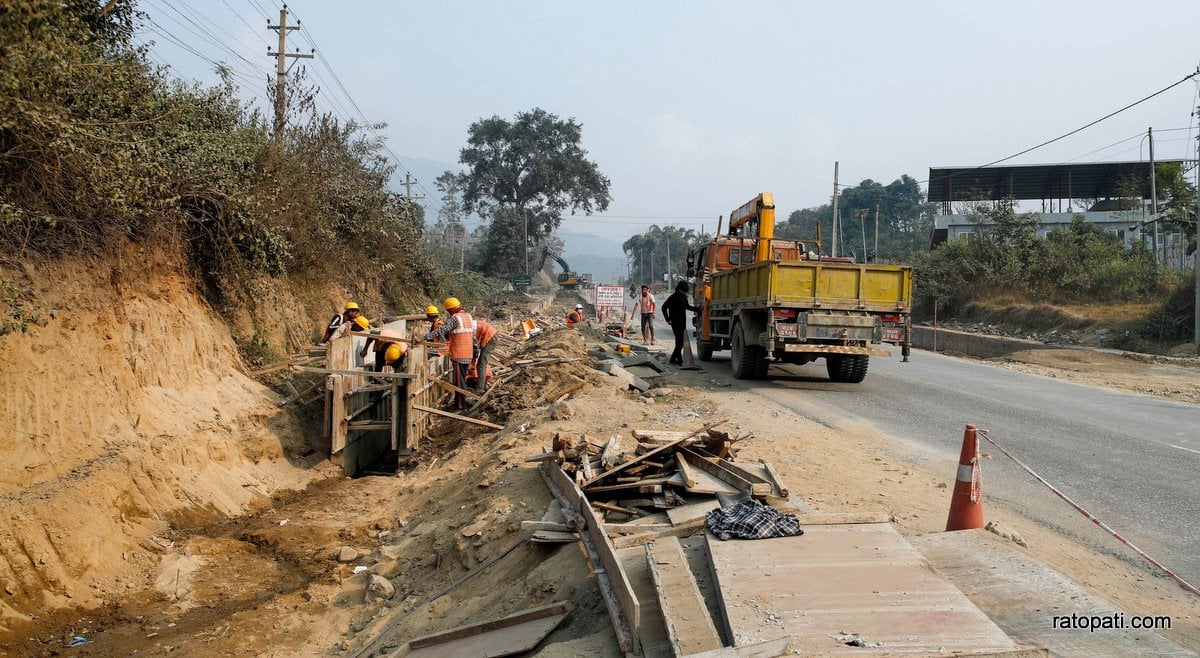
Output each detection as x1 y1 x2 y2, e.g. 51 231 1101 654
705 499 804 541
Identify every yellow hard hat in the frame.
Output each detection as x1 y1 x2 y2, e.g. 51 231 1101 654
425 305 439 316
443 297 462 311
344 302 360 311
385 343 405 364
354 316 370 330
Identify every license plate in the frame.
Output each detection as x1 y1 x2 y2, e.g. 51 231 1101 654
881 328 902 343
775 323 798 338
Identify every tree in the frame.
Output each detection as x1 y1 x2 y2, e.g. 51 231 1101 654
456 108 611 276
622 225 701 285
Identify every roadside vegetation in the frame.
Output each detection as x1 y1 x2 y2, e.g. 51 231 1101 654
0 0 504 355
914 204 1196 353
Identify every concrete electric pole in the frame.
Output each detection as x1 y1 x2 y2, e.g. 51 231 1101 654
831 161 839 258
267 7 313 136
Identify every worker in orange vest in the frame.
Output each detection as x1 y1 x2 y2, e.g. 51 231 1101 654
633 285 656 344
383 342 407 371
467 318 497 391
422 296 475 409
566 304 585 327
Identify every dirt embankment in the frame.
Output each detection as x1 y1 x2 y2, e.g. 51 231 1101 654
0 248 328 631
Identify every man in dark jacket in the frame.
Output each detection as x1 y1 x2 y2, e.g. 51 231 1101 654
661 281 699 365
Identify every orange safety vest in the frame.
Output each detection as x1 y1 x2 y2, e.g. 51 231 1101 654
475 320 497 348
427 318 445 342
448 311 476 360
640 293 655 313
566 310 583 326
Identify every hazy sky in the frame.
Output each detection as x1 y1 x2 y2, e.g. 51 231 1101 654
141 0 1200 249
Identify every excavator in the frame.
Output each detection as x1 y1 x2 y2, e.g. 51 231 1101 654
538 246 580 289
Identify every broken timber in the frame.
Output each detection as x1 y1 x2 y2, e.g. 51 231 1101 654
539 462 640 654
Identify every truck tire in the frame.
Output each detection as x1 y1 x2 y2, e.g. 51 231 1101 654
697 339 714 361
730 323 765 380
846 355 869 383
826 355 851 382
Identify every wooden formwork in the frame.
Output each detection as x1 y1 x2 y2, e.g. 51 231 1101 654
316 320 446 475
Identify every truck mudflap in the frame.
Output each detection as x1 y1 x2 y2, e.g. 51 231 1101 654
781 344 893 356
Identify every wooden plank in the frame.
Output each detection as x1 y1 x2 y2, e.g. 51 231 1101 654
330 376 347 454
610 515 707 550
676 459 740 496
530 530 578 544
600 436 622 470
412 404 504 430
390 379 401 451
707 524 1018 654
615 546 674 658
586 480 667 495
347 421 391 432
592 501 645 517
757 460 789 499
674 453 700 489
583 419 727 488
666 500 721 527
647 537 722 655
540 463 640 654
677 448 770 497
433 376 481 399
399 601 569 657
294 366 417 379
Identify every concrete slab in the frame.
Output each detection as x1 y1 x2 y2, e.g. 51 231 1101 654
910 529 1196 657
648 536 723 655
707 523 1019 654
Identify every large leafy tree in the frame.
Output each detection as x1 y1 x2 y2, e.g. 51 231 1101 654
456 108 611 276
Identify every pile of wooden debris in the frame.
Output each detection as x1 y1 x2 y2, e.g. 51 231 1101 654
530 420 791 548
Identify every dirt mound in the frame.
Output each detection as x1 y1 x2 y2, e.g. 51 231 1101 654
479 328 608 422
0 247 324 629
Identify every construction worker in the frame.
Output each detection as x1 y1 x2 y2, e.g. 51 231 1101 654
383 342 407 371
360 326 401 371
422 296 474 409
425 305 444 336
322 302 363 343
633 285 656 344
662 280 700 365
468 318 498 391
566 304 585 327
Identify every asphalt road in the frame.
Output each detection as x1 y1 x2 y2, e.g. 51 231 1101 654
640 306 1200 591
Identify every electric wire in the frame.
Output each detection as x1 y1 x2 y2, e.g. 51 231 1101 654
928 68 1200 184
144 0 262 75
219 0 272 47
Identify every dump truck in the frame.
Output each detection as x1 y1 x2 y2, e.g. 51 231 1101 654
686 193 911 382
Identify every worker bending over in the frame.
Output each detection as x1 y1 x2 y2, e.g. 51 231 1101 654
322 302 364 343
422 296 475 409
661 281 699 365
566 304 585 327
383 343 407 371
469 318 497 391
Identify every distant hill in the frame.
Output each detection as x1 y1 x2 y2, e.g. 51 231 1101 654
559 230 626 284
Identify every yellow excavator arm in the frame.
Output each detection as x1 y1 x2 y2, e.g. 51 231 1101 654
726 192 775 264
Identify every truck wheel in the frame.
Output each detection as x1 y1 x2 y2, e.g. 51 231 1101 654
731 325 751 379
826 355 851 382
845 355 869 383
697 339 714 361
753 351 771 379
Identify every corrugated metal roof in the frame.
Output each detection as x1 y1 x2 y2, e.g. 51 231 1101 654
927 160 1189 203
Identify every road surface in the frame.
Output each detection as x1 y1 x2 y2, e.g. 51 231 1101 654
631 305 1200 590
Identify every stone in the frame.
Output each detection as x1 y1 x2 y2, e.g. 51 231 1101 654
337 546 359 563
647 387 675 397
365 574 396 601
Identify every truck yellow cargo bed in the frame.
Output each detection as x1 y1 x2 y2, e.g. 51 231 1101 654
710 260 911 312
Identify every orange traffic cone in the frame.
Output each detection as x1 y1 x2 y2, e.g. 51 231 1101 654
945 424 985 531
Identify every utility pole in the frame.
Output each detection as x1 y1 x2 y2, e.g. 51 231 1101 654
874 198 881 262
267 7 313 137
1149 127 1159 266
831 161 839 258
1194 112 1199 348
857 209 867 263
666 231 671 283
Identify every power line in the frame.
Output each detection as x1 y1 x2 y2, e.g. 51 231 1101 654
144 0 263 75
285 5 432 201
927 68 1200 184
220 0 272 47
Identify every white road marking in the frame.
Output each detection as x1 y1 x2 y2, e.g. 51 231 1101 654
1168 444 1200 456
